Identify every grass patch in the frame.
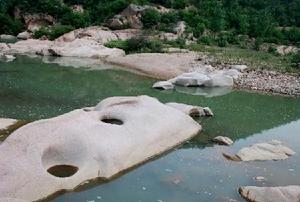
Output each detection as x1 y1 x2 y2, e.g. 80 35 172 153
188 44 299 74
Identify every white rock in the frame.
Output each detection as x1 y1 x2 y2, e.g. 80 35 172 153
203 107 214 116
0 35 16 41
49 39 125 58
174 72 211 87
0 118 18 130
239 186 300 202
213 136 233 146
231 65 248 72
166 102 206 117
3 55 16 62
153 81 174 90
0 96 201 201
16 31 32 40
205 73 234 87
236 140 295 161
223 69 242 79
253 176 266 182
8 39 53 55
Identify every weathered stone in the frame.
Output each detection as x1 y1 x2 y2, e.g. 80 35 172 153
0 118 18 131
231 64 248 72
23 14 55 32
205 73 234 87
0 96 201 201
166 103 207 117
174 72 211 87
71 5 84 13
153 81 174 90
173 21 186 36
276 45 299 55
226 140 295 161
49 39 125 58
0 35 16 41
213 136 234 146
17 31 32 40
239 186 300 202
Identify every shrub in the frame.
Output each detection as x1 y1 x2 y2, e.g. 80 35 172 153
291 52 300 68
198 36 214 45
141 9 161 29
254 38 263 51
33 25 74 40
105 37 163 54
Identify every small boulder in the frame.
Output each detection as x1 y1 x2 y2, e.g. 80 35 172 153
239 186 300 202
17 31 32 40
173 21 186 36
213 136 233 146
153 81 174 90
174 72 211 87
205 73 234 87
225 140 295 161
0 118 18 131
231 65 248 72
166 102 212 117
0 35 16 41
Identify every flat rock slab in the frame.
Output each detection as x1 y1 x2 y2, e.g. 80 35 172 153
225 140 295 161
239 186 300 202
0 96 201 201
105 53 200 79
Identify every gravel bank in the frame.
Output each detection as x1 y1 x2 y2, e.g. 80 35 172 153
236 70 300 96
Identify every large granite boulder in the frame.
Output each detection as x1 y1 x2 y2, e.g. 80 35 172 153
49 39 125 58
239 186 300 202
1 38 125 58
55 26 140 44
0 96 201 201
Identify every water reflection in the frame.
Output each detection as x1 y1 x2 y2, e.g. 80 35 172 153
1 55 300 201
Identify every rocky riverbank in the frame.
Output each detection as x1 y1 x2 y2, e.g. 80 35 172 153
0 26 299 97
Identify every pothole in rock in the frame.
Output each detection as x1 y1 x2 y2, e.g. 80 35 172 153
101 118 123 125
47 165 78 178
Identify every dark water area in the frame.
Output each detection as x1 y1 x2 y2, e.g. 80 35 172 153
1 56 300 201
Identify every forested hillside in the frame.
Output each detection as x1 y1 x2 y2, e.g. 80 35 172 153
1 0 300 47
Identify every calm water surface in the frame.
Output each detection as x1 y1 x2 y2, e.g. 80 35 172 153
0 56 300 202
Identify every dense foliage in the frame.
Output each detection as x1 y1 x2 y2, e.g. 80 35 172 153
0 0 300 46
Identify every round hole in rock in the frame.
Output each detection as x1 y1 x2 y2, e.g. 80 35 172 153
47 165 78 178
101 118 123 125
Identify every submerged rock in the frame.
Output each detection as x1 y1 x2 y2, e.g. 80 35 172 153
213 136 234 146
225 140 295 161
152 81 174 90
166 102 213 117
0 96 201 201
239 185 300 202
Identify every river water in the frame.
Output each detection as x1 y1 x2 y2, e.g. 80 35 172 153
1 56 300 201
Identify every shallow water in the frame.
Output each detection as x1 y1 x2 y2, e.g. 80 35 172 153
1 56 300 202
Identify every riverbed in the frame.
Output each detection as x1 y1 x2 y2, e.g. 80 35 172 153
1 56 300 201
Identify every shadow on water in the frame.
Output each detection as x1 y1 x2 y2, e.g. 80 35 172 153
1 56 300 201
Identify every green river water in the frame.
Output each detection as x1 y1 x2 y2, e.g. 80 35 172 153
0 56 300 202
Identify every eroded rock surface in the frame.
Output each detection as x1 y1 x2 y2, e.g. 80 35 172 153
239 186 300 202
225 140 295 161
0 96 201 201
